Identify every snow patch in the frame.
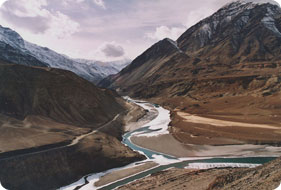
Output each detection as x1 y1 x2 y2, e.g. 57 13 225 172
165 38 183 53
200 24 212 39
224 0 280 7
0 25 25 49
186 162 260 169
135 106 171 137
150 155 206 165
239 0 280 6
221 0 279 23
261 7 281 36
240 15 250 23
276 183 281 190
24 41 128 81
59 161 158 190
151 155 177 165
125 97 171 137
0 182 7 190
0 25 129 83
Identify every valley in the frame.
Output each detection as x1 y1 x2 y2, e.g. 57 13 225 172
94 1 281 189
59 98 281 190
0 63 146 190
0 0 281 189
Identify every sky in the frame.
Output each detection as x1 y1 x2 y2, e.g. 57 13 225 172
0 0 280 61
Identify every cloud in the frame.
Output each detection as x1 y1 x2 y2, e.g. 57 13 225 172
47 12 79 38
146 25 186 41
100 42 125 57
184 7 215 29
74 0 105 9
0 0 79 37
0 0 6 6
88 42 126 61
92 0 105 9
0 0 236 61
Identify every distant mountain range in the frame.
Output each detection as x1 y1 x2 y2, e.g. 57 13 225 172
0 25 130 84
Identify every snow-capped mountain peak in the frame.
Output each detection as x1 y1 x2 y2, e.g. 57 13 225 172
238 0 280 6
203 0 281 36
0 25 130 83
177 0 281 59
225 0 280 8
0 25 25 49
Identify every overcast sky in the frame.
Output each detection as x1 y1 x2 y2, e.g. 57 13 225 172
0 0 280 61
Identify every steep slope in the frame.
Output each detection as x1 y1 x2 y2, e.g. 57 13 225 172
0 61 130 153
0 62 145 190
0 63 124 126
103 0 281 97
102 0 281 146
0 25 129 83
99 38 185 89
177 0 281 63
0 27 46 67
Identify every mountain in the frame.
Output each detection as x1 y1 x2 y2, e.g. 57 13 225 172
100 0 281 146
75 58 130 81
102 0 281 96
0 63 125 126
0 62 144 190
0 25 130 83
99 38 182 89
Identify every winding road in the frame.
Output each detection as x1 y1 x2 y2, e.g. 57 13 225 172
0 114 120 161
60 98 280 190
69 114 120 146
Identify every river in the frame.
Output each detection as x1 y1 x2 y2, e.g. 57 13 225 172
59 98 279 190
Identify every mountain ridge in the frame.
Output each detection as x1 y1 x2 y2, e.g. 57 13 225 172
102 0 281 93
100 0 281 147
0 25 130 83
0 61 145 190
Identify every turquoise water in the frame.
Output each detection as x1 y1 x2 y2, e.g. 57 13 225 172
122 127 177 159
100 119 277 190
99 157 276 190
98 101 278 190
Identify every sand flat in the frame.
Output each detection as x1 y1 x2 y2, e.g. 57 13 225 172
131 134 195 157
177 111 281 130
94 162 158 187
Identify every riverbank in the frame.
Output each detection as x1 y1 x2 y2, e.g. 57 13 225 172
59 98 281 190
0 98 146 190
94 162 158 187
129 99 281 158
118 157 281 190
131 135 281 157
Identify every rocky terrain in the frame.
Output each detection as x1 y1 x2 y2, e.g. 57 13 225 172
119 157 281 190
1 0 281 189
0 62 145 190
101 0 281 145
0 62 125 127
0 25 129 84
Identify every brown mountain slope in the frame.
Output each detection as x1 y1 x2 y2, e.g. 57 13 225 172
0 62 145 190
101 2 281 99
0 63 125 126
100 1 281 145
177 2 281 63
